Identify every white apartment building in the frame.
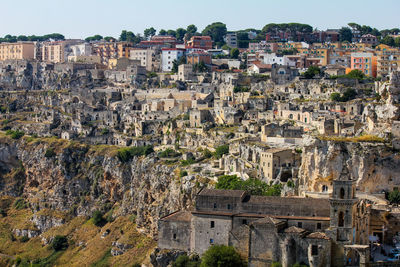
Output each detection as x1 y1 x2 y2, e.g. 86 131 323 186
161 48 185 72
261 53 295 67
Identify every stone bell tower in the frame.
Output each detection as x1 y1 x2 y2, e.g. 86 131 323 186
329 166 357 244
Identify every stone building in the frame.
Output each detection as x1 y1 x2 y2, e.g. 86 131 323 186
158 170 372 267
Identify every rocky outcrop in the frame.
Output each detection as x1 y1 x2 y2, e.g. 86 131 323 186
298 136 400 194
150 248 186 267
0 138 196 236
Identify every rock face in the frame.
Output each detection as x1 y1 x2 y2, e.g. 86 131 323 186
150 248 186 267
0 138 195 236
298 137 400 194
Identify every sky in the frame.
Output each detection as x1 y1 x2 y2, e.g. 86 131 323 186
1 0 399 39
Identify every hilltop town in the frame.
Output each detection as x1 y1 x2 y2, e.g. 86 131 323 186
0 22 400 266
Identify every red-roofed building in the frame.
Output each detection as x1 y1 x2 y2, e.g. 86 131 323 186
186 36 213 50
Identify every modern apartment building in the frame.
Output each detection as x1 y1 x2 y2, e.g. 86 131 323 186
351 52 377 77
130 48 160 72
0 42 35 61
186 36 213 50
161 48 185 72
377 51 400 77
224 32 237 48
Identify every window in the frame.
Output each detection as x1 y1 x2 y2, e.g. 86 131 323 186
210 221 215 228
242 219 248 225
213 203 217 209
317 223 321 230
298 222 303 228
339 211 345 227
227 204 231 210
173 233 176 240
210 239 214 244
311 245 318 256
340 188 345 199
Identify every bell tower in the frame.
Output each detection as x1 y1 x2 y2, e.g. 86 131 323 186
329 166 357 244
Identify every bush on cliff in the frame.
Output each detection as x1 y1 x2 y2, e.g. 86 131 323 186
388 188 400 204
214 144 229 159
200 245 246 267
51 235 68 251
44 148 56 158
173 254 200 267
5 129 24 139
216 175 282 196
92 210 106 227
117 145 154 162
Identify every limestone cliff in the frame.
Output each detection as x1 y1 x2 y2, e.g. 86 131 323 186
298 136 400 194
0 135 195 237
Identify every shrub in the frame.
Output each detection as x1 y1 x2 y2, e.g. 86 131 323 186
44 148 56 158
200 245 246 267
13 198 27 210
233 86 250 93
51 235 68 251
179 170 188 177
271 263 282 267
216 175 282 197
159 148 181 158
302 66 320 79
5 130 24 140
214 144 229 159
389 188 400 204
117 145 154 162
101 128 109 135
92 210 106 226
173 254 201 267
202 149 213 159
20 236 29 243
181 158 196 166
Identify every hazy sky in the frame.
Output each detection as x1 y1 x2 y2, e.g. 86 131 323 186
2 0 399 39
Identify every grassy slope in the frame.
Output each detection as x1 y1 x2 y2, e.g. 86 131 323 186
0 197 156 267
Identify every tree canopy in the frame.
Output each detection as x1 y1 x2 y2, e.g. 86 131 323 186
85 35 103 42
202 22 227 47
216 175 282 196
339 27 353 42
144 27 156 40
0 33 65 43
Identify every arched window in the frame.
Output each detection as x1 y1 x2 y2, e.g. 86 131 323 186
340 187 345 199
322 185 328 192
339 211 345 227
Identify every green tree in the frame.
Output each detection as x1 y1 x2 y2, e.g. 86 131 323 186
395 37 400 48
389 188 400 204
17 35 28 41
120 30 127 41
230 48 240 59
339 27 353 42
381 36 395 46
51 235 68 251
92 210 106 226
85 35 103 42
104 36 115 42
330 92 342 102
144 27 156 40
167 30 177 37
176 28 187 41
303 66 321 79
187 24 198 35
202 22 227 47
200 245 246 267
346 69 365 80
214 144 229 159
216 175 242 190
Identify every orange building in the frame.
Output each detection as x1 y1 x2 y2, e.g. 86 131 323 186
350 52 377 77
186 36 213 50
186 51 212 65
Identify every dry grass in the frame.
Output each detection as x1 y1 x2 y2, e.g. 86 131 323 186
0 198 156 267
318 135 385 143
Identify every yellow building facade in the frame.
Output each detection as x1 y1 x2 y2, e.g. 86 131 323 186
0 42 35 61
